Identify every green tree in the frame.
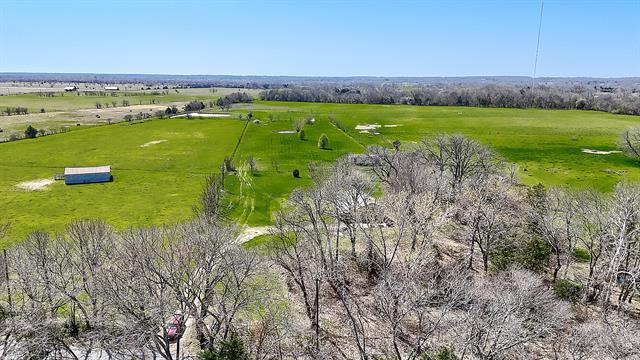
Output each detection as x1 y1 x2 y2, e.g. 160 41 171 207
318 133 329 149
24 125 38 139
422 347 459 360
198 333 248 360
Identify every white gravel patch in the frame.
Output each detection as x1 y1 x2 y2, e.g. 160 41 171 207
276 130 297 134
355 124 381 130
581 149 622 155
140 140 168 147
16 179 54 191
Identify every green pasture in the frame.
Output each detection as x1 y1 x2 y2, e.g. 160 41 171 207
240 102 640 190
0 118 245 244
2 99 640 245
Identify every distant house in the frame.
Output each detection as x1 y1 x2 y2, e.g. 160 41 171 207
64 166 112 185
104 86 119 91
64 86 77 92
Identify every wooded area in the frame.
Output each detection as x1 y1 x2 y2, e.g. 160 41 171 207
261 85 640 115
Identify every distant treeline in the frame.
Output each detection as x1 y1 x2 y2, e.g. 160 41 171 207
260 85 640 115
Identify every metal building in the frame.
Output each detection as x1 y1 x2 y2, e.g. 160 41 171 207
64 166 112 185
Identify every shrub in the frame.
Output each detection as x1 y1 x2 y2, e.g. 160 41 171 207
520 237 551 273
573 247 590 263
491 245 518 271
421 347 459 360
8 132 21 141
490 237 550 273
293 119 305 132
293 169 300 178
224 157 235 172
198 332 248 360
24 125 37 139
318 134 329 149
555 279 583 302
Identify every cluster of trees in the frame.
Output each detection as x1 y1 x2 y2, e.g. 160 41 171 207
95 101 120 109
215 92 253 111
165 106 179 116
2 106 28 116
0 216 275 358
260 84 640 115
123 112 152 122
2 134 640 359
0 125 63 143
184 101 206 112
262 136 640 358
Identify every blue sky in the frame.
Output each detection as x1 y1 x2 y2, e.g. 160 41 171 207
0 0 638 77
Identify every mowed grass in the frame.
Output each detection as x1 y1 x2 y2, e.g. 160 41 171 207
227 112 364 225
239 102 640 190
0 118 245 244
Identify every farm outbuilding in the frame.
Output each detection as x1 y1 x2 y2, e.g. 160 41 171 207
64 166 112 185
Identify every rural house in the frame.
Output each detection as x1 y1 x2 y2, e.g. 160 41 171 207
64 165 112 185
63 86 77 92
104 86 119 91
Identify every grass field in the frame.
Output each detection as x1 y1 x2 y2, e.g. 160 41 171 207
0 87 259 112
240 102 640 190
2 100 640 245
0 118 246 244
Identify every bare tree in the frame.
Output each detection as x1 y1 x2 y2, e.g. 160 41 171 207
531 188 580 282
455 269 570 359
595 182 640 307
197 173 226 223
618 127 640 163
248 156 257 176
458 176 519 272
421 134 500 189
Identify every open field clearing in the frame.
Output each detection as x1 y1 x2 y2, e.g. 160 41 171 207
228 112 364 225
0 104 173 138
0 87 259 139
0 87 260 112
0 118 245 243
2 100 640 244
240 102 640 190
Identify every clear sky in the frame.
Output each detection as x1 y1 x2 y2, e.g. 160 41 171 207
0 0 638 77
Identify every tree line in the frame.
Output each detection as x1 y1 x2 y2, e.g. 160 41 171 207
1 107 28 116
1 135 640 359
215 92 253 111
260 84 640 115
